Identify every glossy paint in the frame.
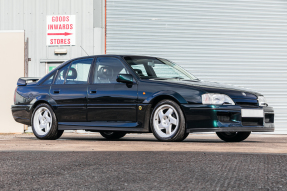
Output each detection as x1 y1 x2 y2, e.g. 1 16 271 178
87 83 138 122
11 55 275 133
50 84 88 122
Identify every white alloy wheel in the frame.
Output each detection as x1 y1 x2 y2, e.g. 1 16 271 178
153 104 179 138
33 107 52 136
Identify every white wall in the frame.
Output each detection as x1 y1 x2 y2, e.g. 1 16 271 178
0 31 24 133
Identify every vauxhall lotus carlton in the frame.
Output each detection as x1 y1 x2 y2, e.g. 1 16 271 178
11 55 274 142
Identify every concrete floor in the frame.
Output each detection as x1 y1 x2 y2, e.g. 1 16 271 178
0 133 287 154
1 133 287 190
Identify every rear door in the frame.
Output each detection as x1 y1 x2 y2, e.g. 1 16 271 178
50 57 94 122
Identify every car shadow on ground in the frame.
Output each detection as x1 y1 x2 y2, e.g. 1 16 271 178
23 136 260 143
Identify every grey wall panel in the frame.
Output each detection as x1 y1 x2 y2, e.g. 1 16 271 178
93 0 102 28
82 0 94 56
23 0 37 77
72 0 83 58
106 0 287 133
36 0 47 76
46 0 60 62
12 0 24 29
58 0 72 61
0 0 99 77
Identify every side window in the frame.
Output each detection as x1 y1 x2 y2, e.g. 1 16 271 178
152 64 187 79
66 58 93 84
94 57 129 84
130 64 148 77
55 64 70 84
42 74 54 85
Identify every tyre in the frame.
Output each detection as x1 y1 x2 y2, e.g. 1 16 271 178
216 132 251 142
150 99 186 142
182 133 190 141
100 131 127 140
31 103 61 140
56 130 64 139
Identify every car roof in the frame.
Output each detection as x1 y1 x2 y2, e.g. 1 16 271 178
74 54 158 59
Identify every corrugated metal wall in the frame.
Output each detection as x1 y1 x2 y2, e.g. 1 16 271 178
106 0 287 133
0 0 103 77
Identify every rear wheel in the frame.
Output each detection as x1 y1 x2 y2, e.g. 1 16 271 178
151 99 186 142
216 132 251 142
32 103 62 140
100 132 127 140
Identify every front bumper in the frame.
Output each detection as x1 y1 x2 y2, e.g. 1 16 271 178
181 104 274 133
11 105 32 125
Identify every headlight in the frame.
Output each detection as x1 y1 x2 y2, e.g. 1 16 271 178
258 96 268 106
202 93 235 105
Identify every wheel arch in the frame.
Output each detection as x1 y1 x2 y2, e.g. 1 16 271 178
30 95 57 113
143 91 188 132
143 90 188 109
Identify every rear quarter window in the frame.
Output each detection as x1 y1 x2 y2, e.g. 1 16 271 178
42 75 54 85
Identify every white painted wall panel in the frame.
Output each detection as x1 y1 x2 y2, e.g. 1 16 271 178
106 0 287 133
0 31 25 133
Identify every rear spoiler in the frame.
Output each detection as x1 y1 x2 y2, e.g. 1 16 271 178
17 77 40 86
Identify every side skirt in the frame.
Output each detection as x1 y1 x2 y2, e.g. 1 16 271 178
58 125 149 133
58 104 152 133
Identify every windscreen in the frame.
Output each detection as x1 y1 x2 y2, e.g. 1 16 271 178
124 57 198 80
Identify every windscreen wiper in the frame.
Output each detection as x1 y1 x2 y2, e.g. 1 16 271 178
182 79 200 82
170 77 184 80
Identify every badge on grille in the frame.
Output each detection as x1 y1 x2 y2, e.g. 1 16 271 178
242 92 246 96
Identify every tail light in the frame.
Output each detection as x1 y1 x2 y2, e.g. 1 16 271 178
14 87 17 104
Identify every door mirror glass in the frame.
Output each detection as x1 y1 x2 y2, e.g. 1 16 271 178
116 74 133 83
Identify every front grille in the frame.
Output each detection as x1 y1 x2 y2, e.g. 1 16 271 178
265 114 274 123
236 102 258 107
242 118 263 126
217 112 240 123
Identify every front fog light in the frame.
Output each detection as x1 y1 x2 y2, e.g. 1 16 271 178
202 93 235 105
258 96 268 106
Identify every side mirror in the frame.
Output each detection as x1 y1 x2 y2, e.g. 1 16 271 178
116 74 133 83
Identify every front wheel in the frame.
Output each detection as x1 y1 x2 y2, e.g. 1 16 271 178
151 99 186 142
100 132 127 140
216 132 251 142
32 103 62 140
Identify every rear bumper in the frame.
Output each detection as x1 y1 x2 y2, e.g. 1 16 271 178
11 105 32 125
182 104 274 133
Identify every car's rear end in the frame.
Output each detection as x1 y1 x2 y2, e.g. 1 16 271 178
11 78 40 125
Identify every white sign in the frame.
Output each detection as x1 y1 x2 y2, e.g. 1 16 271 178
46 15 75 46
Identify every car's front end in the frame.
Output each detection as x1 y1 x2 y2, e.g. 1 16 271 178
181 87 274 133
123 56 275 136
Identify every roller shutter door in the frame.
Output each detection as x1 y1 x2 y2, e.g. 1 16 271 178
106 0 287 133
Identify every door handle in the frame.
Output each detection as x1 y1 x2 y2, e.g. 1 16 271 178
53 90 60 94
90 90 97 94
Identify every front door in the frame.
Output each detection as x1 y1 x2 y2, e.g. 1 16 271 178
50 57 94 122
87 57 138 123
